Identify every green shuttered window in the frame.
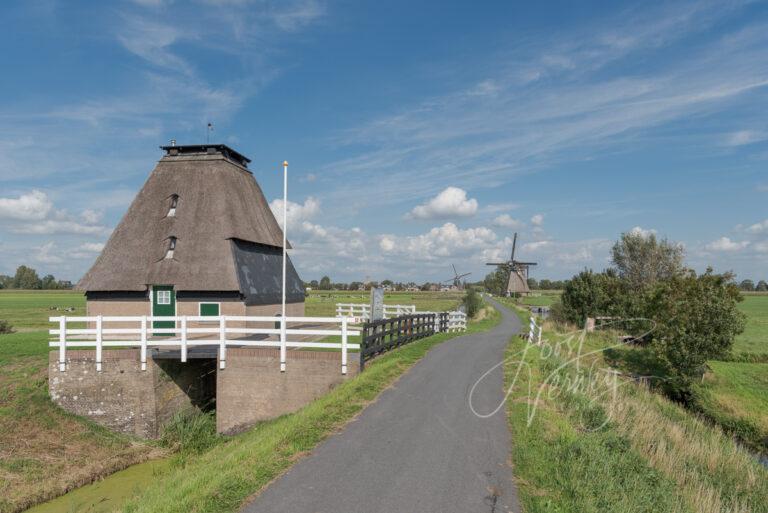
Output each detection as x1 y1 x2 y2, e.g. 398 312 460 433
199 302 220 317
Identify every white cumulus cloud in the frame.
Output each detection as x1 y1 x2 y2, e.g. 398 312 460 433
407 187 478 220
0 190 53 221
746 219 768 234
385 223 497 260
705 237 750 252
0 190 109 235
493 214 523 228
530 214 544 226
270 196 321 230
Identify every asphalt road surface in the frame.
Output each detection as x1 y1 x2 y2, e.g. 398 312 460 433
241 297 522 513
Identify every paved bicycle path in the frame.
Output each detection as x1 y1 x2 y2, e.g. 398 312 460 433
241 297 522 513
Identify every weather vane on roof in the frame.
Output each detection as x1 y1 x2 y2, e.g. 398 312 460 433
206 122 214 143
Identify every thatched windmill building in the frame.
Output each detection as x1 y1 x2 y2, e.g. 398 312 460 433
77 144 305 322
486 232 537 296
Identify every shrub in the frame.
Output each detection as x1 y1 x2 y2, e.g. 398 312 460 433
558 269 634 327
645 269 745 401
0 319 14 335
462 288 483 318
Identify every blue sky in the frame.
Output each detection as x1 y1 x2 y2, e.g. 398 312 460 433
0 0 766 284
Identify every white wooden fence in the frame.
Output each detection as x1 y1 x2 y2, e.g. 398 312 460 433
417 311 467 332
447 311 467 332
49 315 360 375
335 303 416 320
334 303 466 332
528 316 543 345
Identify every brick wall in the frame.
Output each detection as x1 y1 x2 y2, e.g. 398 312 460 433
48 350 215 438
216 348 358 434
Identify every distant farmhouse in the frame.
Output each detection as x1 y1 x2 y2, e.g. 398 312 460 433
78 144 305 320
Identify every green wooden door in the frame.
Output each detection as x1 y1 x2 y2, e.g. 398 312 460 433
152 285 175 335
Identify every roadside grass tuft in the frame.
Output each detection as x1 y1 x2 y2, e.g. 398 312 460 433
160 410 220 457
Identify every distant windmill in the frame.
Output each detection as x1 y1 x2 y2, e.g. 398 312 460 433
486 232 537 296
442 264 471 290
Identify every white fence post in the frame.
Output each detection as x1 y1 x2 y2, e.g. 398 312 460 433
529 316 536 342
341 316 348 375
280 315 286 372
219 316 227 370
140 316 147 371
96 315 103 372
58 317 66 372
180 316 188 362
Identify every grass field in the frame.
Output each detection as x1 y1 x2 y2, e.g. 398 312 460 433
734 294 768 354
0 290 86 331
502 302 768 513
515 290 561 307
305 289 463 317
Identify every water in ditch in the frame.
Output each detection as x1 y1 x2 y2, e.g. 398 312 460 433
24 458 171 513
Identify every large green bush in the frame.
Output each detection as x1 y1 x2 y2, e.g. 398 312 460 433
645 270 745 400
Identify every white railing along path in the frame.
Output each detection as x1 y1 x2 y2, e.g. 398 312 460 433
50 315 360 375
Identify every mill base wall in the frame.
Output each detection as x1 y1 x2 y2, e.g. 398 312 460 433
216 348 359 434
48 346 356 437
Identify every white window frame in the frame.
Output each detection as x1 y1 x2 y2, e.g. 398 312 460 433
157 290 172 305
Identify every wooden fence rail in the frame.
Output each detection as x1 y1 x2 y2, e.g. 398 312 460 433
360 313 436 370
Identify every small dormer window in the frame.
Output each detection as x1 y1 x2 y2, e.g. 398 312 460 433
167 195 179 217
165 237 177 259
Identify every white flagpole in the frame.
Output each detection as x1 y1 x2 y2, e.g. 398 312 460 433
280 160 288 372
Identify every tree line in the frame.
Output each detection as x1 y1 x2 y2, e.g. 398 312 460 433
0 265 73 290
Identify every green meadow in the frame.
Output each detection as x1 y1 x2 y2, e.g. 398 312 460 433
734 294 768 354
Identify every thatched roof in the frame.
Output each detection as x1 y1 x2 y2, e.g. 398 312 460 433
506 270 530 295
78 145 299 294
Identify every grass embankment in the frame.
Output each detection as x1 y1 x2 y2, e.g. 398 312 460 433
120 303 500 513
0 331 158 513
502 303 768 513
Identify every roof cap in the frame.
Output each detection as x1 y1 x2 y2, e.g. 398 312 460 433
159 144 251 168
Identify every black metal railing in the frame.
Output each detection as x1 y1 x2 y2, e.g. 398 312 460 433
360 313 436 369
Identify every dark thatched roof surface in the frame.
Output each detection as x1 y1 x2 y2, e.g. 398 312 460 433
78 150 295 293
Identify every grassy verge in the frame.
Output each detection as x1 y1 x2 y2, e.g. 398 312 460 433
120 302 500 513
0 331 157 513
692 361 768 454
501 303 768 513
